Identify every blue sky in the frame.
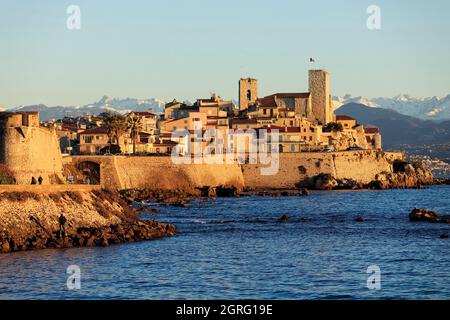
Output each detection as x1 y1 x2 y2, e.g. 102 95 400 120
1 0 449 107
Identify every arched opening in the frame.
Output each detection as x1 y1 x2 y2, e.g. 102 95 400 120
246 90 252 102
76 161 100 185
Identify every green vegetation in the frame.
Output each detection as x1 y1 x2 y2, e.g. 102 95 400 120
323 122 344 132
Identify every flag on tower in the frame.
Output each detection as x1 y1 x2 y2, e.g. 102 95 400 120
310 58 315 63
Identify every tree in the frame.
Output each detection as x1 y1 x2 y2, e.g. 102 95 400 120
103 113 127 153
126 113 143 155
323 122 344 132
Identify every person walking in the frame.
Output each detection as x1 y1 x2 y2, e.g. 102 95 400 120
38 176 43 185
31 177 37 185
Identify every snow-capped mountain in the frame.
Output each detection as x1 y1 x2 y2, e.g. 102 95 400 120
85 95 165 114
333 95 379 109
334 94 450 121
8 96 167 121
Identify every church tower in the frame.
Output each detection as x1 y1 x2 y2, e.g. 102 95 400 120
308 70 334 125
239 78 258 111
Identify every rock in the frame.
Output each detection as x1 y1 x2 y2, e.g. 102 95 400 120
439 233 449 239
313 174 338 190
300 188 309 196
0 240 10 253
409 208 439 222
197 186 216 197
354 217 366 222
216 186 239 197
101 236 109 247
150 209 160 213
280 191 289 196
367 179 386 190
278 214 289 222
85 236 96 247
172 201 188 207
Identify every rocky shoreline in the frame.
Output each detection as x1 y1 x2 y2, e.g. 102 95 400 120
0 189 176 254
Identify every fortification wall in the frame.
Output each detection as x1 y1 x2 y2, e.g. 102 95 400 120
65 156 245 191
113 157 244 191
242 151 404 190
65 152 403 191
0 126 64 184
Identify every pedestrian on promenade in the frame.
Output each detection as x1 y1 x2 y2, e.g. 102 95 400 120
38 176 43 185
31 177 37 185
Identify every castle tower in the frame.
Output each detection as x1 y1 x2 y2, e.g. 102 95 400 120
308 70 334 125
239 78 258 111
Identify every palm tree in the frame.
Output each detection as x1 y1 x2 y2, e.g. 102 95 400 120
126 113 142 155
103 113 127 154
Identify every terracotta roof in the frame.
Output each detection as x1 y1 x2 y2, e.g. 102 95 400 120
232 118 258 124
79 126 108 135
336 115 356 121
364 127 380 134
131 111 155 117
270 93 310 99
257 96 278 109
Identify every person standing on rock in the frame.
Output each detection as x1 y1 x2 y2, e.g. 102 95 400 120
58 214 67 238
38 176 43 185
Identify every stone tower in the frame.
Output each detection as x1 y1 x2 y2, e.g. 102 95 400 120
239 78 258 111
308 70 334 125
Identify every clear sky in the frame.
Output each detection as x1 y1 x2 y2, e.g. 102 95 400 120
1 0 450 107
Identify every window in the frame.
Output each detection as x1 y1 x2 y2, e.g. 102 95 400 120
291 144 295 152
247 90 251 102
263 109 267 115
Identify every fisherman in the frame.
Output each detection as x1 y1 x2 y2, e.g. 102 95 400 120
58 214 67 238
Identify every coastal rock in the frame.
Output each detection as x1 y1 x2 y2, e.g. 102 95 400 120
300 188 309 196
354 217 366 222
278 214 289 221
369 161 434 190
409 208 439 222
216 186 239 197
0 190 176 254
0 240 10 253
313 174 338 190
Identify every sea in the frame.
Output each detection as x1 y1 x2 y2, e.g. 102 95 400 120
1 186 449 300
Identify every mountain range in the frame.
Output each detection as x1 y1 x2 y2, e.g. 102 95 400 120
3 95 450 146
336 103 450 146
333 94 450 121
5 96 166 121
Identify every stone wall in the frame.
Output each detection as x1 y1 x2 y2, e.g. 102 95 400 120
64 152 403 191
0 126 64 184
242 151 404 190
65 156 245 192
